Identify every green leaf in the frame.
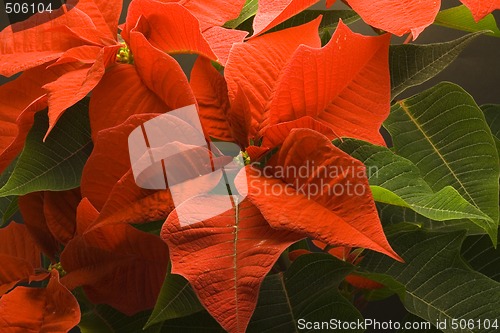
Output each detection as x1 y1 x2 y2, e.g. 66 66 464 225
434 5 500 37
361 230 500 333
160 311 224 332
0 157 18 226
76 287 163 333
0 101 93 197
377 203 434 227
462 230 500 282
390 32 484 99
145 274 204 328
79 304 162 333
247 253 363 333
268 10 360 35
288 238 310 252
1 198 18 227
338 139 492 227
481 104 500 154
224 0 258 29
376 203 485 235
385 82 499 244
398 313 440 332
132 220 164 236
320 29 332 47
351 271 406 299
365 283 403 302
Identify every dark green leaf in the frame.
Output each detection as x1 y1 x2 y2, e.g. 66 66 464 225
434 5 500 37
79 304 162 333
0 157 18 226
1 198 18 227
481 104 500 154
351 271 405 300
247 253 362 333
267 10 360 35
288 239 311 252
376 203 485 235
361 230 500 333
338 139 492 227
390 32 484 99
385 82 499 243
398 313 440 332
320 29 332 47
132 220 164 236
365 283 402 302
145 274 204 328
462 230 500 282
160 311 224 332
0 100 93 197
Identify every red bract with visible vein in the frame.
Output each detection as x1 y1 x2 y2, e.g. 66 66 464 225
252 0 321 36
223 19 391 146
0 0 123 174
461 0 500 21
224 18 322 146
82 114 161 210
60 198 170 315
81 111 223 230
18 189 80 259
162 196 303 333
347 0 500 39
89 1 224 140
0 222 42 297
18 192 61 260
122 0 247 65
0 0 424 331
43 189 81 245
0 270 80 333
237 128 401 261
160 121 401 332
266 21 391 146
0 0 123 136
191 57 234 142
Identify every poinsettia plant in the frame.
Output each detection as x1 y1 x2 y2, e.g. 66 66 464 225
0 0 499 332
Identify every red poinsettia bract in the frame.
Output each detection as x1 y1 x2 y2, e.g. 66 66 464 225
0 270 80 333
0 222 44 296
0 223 78 332
196 19 390 149
0 0 245 175
174 18 401 331
0 1 412 332
0 0 123 173
60 198 170 315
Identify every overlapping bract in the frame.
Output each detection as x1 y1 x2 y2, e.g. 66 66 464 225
0 270 80 333
0 0 418 332
265 22 391 146
347 0 500 39
216 19 391 148
0 224 79 332
60 199 170 315
162 196 303 333
236 128 400 260
0 222 43 297
0 0 123 147
0 0 245 175
179 18 400 331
